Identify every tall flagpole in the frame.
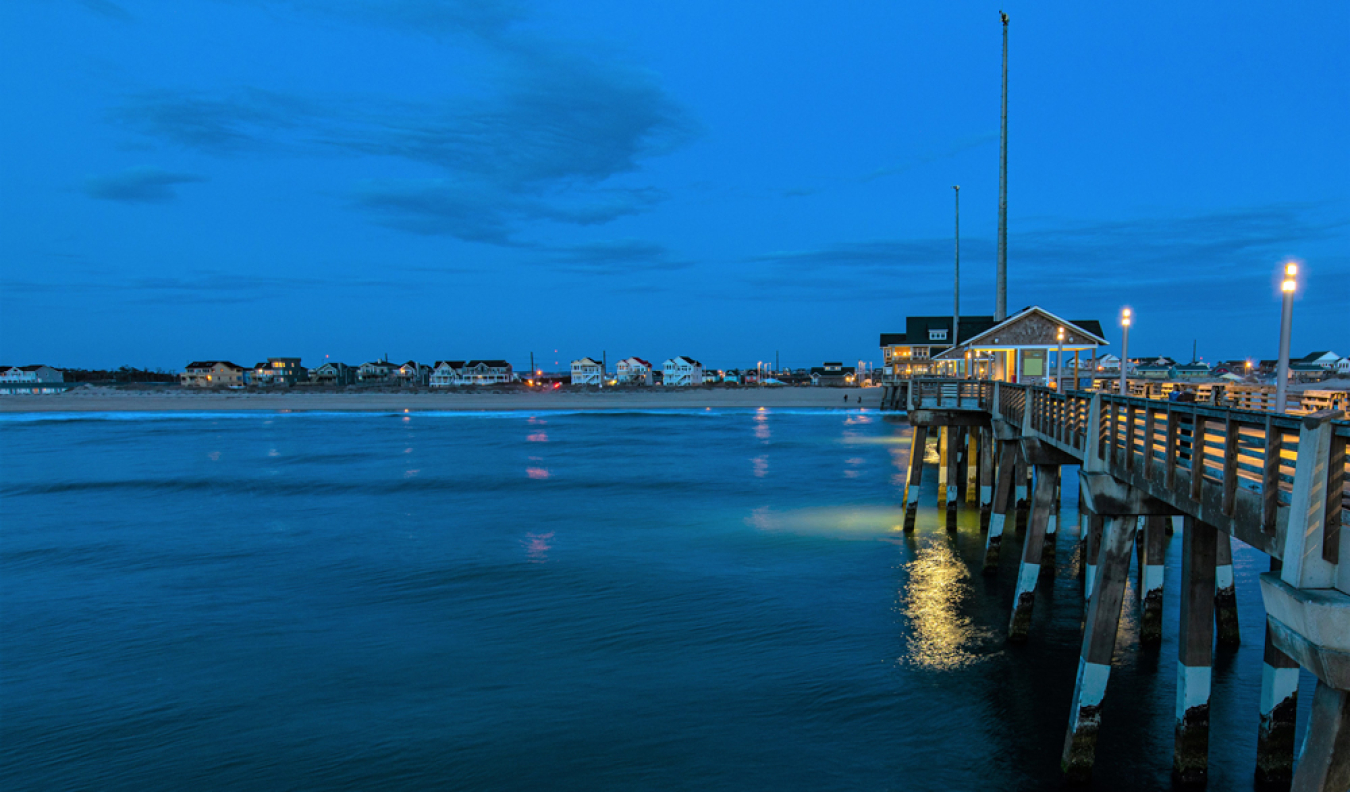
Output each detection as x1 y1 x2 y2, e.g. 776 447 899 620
995 11 1009 322
953 185 961 372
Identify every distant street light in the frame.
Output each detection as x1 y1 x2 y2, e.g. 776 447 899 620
1275 262 1297 412
1120 308 1132 396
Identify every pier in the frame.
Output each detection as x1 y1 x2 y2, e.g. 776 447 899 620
882 377 1350 789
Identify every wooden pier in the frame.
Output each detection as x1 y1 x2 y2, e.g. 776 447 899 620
882 378 1350 789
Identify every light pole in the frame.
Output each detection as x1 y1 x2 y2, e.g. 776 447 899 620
1275 262 1297 412
1120 308 1131 396
1055 326 1065 390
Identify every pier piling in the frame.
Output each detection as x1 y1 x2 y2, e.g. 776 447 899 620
982 441 1018 574
1042 466 1061 572
966 429 980 504
1214 532 1240 647
903 426 928 531
945 428 961 530
1062 515 1137 783
1140 515 1166 646
1174 517 1216 786
979 429 995 529
937 427 951 512
1009 464 1058 641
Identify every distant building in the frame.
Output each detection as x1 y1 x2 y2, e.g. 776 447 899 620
1136 363 1171 379
395 361 431 386
1094 354 1122 372
1297 350 1341 370
1172 363 1211 380
430 361 464 387
310 361 356 386
181 361 246 387
615 357 653 385
0 365 64 383
809 362 856 387
252 357 306 386
1336 356 1350 375
663 356 704 386
571 357 604 385
720 368 742 384
358 360 395 383
882 308 1107 384
459 360 514 385
1290 361 1332 383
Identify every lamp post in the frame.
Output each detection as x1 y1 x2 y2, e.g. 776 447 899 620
1055 327 1065 390
1120 308 1131 396
1275 263 1297 412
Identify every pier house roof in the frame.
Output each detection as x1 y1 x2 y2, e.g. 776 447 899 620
932 306 1107 359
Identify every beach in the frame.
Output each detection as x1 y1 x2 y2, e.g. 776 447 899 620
0 385 878 413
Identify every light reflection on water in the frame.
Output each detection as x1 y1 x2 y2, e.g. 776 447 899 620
897 536 997 671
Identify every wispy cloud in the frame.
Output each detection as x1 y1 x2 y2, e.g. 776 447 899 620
82 167 208 203
3 270 407 305
110 2 695 244
75 0 134 22
740 204 1350 303
545 239 690 274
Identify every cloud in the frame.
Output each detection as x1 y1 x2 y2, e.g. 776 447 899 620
110 5 695 244
3 270 408 305
545 239 690 274
739 204 1350 303
75 0 134 21
225 0 526 37
82 167 208 203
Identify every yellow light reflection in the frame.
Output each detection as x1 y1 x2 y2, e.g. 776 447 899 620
897 538 995 671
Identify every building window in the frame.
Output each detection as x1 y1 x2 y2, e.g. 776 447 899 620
929 329 948 341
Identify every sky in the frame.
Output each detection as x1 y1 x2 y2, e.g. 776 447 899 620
1 0 1347 372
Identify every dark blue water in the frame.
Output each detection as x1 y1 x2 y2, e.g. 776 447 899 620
0 409 1316 790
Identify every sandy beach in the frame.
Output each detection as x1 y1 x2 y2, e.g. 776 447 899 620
0 386 881 413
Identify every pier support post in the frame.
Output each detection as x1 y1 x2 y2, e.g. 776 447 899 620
937 427 951 512
1256 612 1300 788
979 429 995 530
1140 515 1166 646
945 428 961 530
1175 516 1216 786
1084 515 1104 600
1014 450 1030 532
982 440 1018 574
1062 515 1138 783
903 426 928 531
1042 466 1061 572
1010 464 1058 641
1214 532 1240 647
966 428 980 504
1290 681 1350 792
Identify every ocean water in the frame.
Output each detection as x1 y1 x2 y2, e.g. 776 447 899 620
0 409 1316 790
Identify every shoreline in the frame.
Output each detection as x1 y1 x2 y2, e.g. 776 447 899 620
0 386 880 414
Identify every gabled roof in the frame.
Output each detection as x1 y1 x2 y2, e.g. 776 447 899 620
467 360 511 368
362 360 393 367
933 306 1108 358
433 360 465 369
620 356 652 367
666 356 703 367
572 357 603 367
1300 351 1338 361
18 364 59 371
185 361 245 370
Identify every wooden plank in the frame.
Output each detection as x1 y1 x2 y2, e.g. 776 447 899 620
1190 410 1204 501
1263 416 1282 535
1144 407 1156 478
1167 405 1179 489
1222 416 1239 516
1126 403 1137 473
1324 433 1346 564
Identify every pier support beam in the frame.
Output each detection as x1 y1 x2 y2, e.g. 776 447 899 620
1140 515 1166 646
1010 464 1058 641
902 426 928 531
966 428 980 504
1257 624 1300 787
979 429 995 530
982 440 1018 574
1062 515 1138 783
1042 466 1061 572
1085 515 1104 600
1214 532 1241 647
1014 450 1030 532
937 426 951 512
1291 681 1350 792
1175 517 1217 786
945 428 961 530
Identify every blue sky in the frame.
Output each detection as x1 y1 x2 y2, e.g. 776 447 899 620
2 0 1346 371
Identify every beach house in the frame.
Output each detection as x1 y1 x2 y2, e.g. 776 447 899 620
1337 356 1350 375
459 361 514 385
396 361 431 386
810 362 856 387
1297 350 1341 370
663 357 704 386
571 357 604 385
0 365 64 384
430 361 464 387
180 361 246 387
358 360 395 383
252 357 306 386
310 361 355 386
615 357 653 385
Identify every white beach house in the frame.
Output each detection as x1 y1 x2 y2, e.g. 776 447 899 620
615 357 653 385
358 360 395 383
430 360 515 386
180 361 247 387
571 357 604 385
0 365 64 384
663 357 704 386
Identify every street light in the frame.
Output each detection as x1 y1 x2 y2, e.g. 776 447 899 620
1120 308 1132 396
1055 326 1065 390
1275 262 1297 412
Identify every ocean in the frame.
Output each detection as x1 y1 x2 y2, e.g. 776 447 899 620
0 409 1316 790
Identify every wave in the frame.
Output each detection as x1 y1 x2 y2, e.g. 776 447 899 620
0 407 877 424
